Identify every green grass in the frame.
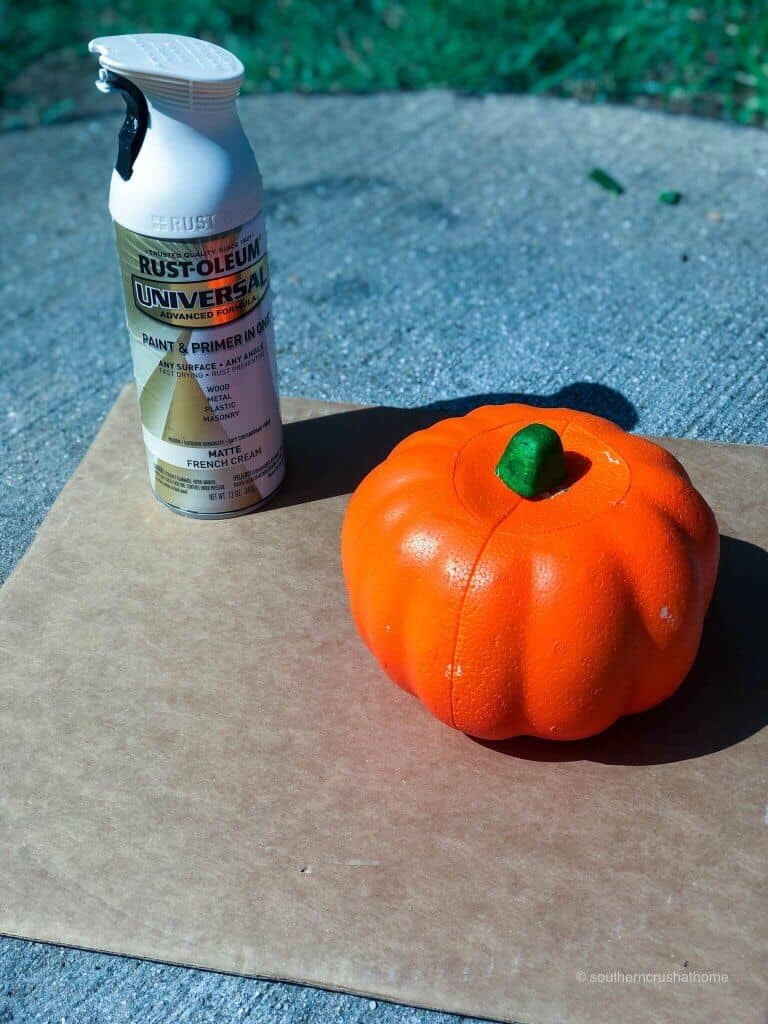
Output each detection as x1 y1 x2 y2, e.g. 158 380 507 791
3 0 768 124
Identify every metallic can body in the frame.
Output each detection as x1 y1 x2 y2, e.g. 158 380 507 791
114 212 285 517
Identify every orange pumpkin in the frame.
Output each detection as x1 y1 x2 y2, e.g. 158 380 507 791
341 404 719 741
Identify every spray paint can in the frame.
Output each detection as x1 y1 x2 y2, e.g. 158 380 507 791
89 34 284 517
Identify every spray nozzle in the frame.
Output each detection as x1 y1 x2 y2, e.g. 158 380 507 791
96 69 149 181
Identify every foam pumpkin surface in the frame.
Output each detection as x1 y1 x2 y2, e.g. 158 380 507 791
341 405 719 741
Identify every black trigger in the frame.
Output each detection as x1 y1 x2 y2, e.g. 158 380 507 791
98 71 149 181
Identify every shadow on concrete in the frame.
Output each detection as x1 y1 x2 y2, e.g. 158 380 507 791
270 381 636 510
474 535 767 765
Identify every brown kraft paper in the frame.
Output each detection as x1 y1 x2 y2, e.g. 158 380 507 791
0 387 765 1024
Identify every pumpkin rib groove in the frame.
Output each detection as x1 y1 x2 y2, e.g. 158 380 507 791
446 487 543 731
515 533 633 738
607 499 703 716
594 525 648 722
446 519 499 729
632 462 717 573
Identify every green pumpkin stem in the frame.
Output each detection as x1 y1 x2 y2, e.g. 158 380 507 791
495 423 566 498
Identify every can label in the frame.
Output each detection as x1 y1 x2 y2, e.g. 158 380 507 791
114 212 284 516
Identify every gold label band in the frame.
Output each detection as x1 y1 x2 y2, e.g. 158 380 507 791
130 253 269 327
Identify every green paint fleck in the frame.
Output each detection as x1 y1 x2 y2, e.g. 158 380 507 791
659 190 683 205
588 167 624 195
495 423 566 499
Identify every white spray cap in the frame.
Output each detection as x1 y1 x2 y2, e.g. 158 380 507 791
89 34 245 107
